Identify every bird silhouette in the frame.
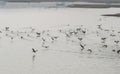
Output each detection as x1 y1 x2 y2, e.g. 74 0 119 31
32 48 38 53
87 49 92 53
114 40 119 44
80 44 86 51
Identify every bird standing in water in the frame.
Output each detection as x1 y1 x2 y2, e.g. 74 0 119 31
32 48 38 53
32 48 38 66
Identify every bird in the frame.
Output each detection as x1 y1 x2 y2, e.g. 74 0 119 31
114 40 119 44
21 36 23 39
32 48 38 53
80 44 85 51
42 38 45 42
82 30 86 34
36 32 41 36
97 24 103 30
101 37 106 40
112 49 116 52
102 44 108 48
78 37 83 41
43 46 49 48
101 38 107 43
117 50 120 54
5 27 9 31
110 34 116 37
87 49 92 54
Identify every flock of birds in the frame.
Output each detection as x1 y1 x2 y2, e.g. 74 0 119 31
0 24 120 62
96 24 120 54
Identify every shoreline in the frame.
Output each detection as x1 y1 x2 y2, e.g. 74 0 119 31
67 4 120 8
0 2 120 8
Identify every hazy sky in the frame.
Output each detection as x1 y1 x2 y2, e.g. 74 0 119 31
0 0 120 3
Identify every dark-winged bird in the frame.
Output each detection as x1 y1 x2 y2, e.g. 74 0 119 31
32 48 38 53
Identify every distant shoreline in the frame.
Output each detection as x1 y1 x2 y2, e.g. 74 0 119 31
0 2 120 8
67 4 120 8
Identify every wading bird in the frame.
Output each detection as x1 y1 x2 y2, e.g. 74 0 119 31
32 48 38 53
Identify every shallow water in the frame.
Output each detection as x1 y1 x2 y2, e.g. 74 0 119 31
0 8 120 74
0 8 119 29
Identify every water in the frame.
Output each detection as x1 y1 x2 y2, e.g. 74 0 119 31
0 8 120 74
